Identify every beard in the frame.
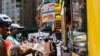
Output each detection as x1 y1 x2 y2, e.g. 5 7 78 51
1 32 8 40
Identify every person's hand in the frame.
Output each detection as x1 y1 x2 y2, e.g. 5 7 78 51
10 45 23 56
21 44 32 54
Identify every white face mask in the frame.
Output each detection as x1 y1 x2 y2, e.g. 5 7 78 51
16 33 22 38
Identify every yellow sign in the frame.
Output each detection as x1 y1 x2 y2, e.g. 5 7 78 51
55 15 62 20
55 2 62 15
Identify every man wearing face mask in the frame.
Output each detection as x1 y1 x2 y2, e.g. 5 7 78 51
6 23 24 45
5 23 35 56
5 23 24 55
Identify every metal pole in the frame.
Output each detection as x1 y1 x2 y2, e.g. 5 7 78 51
61 1 66 45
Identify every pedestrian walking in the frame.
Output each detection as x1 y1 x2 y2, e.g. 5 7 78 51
0 14 12 56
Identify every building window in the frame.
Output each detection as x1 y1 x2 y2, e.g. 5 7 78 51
17 15 20 18
12 16 15 19
6 2 9 5
12 5 15 9
11 0 15 3
0 8 1 12
23 0 26 4
16 0 21 3
6 12 10 15
12 11 15 14
16 5 21 7
2 1 4 5
6 7 9 10
17 9 19 12
2 8 4 10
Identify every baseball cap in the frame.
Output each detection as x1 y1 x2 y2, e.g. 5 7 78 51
11 23 24 29
0 14 12 26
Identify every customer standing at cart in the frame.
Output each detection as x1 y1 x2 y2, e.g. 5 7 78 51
5 23 34 56
6 23 24 45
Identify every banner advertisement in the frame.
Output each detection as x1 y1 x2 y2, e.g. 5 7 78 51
41 3 55 14
42 12 55 22
43 0 59 4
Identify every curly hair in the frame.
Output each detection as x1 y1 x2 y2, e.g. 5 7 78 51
10 45 23 56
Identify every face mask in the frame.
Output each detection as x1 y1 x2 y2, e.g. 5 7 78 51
16 33 22 38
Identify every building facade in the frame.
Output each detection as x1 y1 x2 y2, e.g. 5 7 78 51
0 0 2 13
2 0 22 23
21 0 37 30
